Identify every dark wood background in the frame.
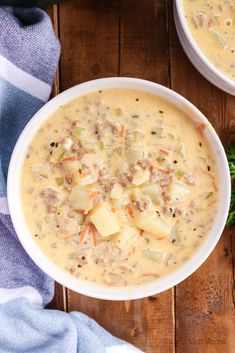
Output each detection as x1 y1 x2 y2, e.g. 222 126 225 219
46 1 235 352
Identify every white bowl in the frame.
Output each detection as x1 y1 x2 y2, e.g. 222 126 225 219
174 0 235 96
7 77 231 300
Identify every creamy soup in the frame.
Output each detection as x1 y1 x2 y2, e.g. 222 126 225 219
183 0 235 80
21 88 218 287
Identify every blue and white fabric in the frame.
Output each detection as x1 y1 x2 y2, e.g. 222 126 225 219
0 7 143 353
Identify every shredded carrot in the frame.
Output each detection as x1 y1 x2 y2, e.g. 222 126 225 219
149 161 155 171
157 167 170 174
90 226 97 246
117 265 130 271
61 233 71 240
119 124 125 137
62 156 81 162
127 203 134 218
72 120 79 126
80 172 89 178
111 207 117 213
80 224 90 243
89 191 100 200
159 149 170 156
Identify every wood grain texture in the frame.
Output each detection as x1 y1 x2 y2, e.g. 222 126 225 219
58 1 174 352
168 2 235 353
45 1 235 351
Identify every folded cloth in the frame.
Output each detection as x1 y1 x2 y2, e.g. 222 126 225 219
0 7 143 353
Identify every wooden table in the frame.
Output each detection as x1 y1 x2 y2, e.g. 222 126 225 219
46 1 235 352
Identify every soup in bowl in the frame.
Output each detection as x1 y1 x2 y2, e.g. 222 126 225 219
174 0 235 95
8 77 230 300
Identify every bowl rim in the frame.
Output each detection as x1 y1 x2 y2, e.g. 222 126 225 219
174 0 235 89
7 77 231 300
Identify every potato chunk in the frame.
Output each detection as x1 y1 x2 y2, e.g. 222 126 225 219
134 210 170 239
90 204 120 237
170 182 190 203
69 187 93 211
142 183 162 205
132 168 150 186
114 226 138 249
126 144 145 164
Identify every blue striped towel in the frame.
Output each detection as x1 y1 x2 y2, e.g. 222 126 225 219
0 7 143 353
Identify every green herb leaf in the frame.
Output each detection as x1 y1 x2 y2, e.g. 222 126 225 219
226 145 235 225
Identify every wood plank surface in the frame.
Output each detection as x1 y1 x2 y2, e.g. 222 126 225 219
168 2 235 353
57 1 174 352
45 1 235 352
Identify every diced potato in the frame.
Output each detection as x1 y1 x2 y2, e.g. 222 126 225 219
110 183 123 200
126 144 145 164
63 137 73 150
142 183 162 205
63 160 80 182
69 186 93 211
142 249 164 262
90 204 120 237
132 168 150 186
169 182 190 203
114 226 138 249
77 212 85 225
80 153 96 165
78 171 98 186
134 210 170 239
168 222 181 245
129 188 142 202
50 146 66 163
81 141 97 153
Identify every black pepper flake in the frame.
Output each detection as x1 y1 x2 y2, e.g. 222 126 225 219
56 225 60 228
55 142 58 148
50 142 55 147
172 239 176 243
151 131 157 135
49 151 52 155
99 90 102 93
34 234 38 237
159 110 164 114
193 228 197 231
207 165 211 171
173 160 178 164
54 130 58 133
135 98 139 101
199 142 202 147
172 214 176 218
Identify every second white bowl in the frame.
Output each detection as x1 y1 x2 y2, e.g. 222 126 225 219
174 0 235 96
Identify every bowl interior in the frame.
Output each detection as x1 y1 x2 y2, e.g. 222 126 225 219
7 77 231 300
175 0 235 90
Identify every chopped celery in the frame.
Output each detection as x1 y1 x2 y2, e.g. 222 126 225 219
55 177 64 186
151 127 165 138
99 140 105 151
168 133 175 140
72 126 86 140
205 191 213 199
50 146 66 163
157 157 165 165
115 108 122 116
142 249 164 262
175 169 185 180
